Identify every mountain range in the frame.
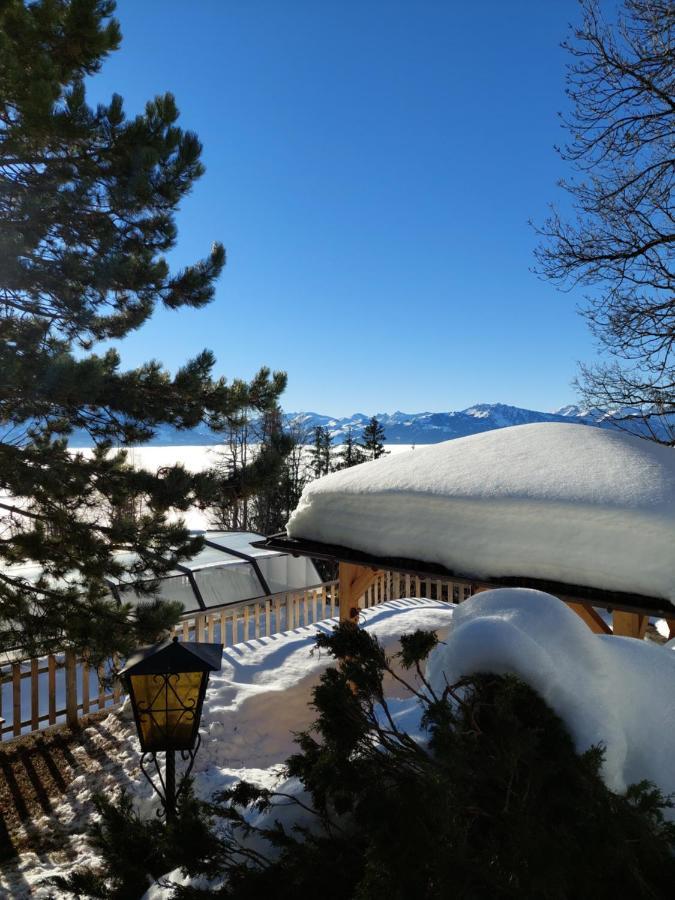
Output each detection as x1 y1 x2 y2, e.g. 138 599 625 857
65 402 671 446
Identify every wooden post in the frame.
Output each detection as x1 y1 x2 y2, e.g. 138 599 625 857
81 659 90 715
12 663 21 737
64 650 78 729
338 562 381 624
30 659 39 730
612 611 647 638
97 664 105 713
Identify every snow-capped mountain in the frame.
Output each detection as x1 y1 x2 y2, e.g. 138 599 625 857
64 402 673 447
285 403 606 445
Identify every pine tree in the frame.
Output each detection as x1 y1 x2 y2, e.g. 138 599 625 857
308 426 332 478
361 416 387 460
337 426 366 469
0 0 286 660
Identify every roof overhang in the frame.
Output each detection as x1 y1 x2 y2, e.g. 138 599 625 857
253 532 673 619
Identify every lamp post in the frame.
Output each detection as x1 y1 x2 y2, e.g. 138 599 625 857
119 636 222 818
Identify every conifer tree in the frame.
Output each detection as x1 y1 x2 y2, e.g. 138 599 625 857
337 426 366 469
0 0 286 660
55 624 675 899
361 416 387 460
308 425 332 478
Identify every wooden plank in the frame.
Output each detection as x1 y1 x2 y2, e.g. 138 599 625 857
207 613 215 643
81 659 90 715
567 601 612 635
255 602 260 639
112 653 122 705
182 619 189 641
244 605 250 640
64 650 78 728
97 664 105 712
30 659 39 731
12 664 21 737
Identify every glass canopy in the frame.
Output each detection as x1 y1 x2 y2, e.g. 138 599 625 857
112 531 322 613
2 532 322 616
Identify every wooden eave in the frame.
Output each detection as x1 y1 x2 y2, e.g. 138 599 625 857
253 532 674 620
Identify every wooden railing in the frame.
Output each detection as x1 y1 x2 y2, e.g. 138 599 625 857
0 650 122 741
0 575 471 742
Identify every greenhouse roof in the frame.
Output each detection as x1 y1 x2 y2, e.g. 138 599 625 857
4 531 322 616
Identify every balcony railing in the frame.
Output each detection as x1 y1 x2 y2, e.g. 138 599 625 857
0 574 471 742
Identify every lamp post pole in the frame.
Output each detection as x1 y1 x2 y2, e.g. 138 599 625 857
165 749 176 819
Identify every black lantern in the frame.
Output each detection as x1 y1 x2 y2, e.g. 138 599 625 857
120 637 222 817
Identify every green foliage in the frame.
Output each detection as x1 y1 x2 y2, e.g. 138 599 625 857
361 417 387 460
336 427 366 470
60 625 675 899
50 780 223 899
0 0 286 658
308 425 332 478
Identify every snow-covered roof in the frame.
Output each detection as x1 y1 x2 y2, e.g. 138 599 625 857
287 423 675 605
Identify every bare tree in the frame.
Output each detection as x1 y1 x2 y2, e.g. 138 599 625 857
535 0 675 444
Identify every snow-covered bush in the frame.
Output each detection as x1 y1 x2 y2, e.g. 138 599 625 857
52 622 675 899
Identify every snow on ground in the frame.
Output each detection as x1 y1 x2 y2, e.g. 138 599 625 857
0 599 453 899
288 423 675 604
6 587 675 897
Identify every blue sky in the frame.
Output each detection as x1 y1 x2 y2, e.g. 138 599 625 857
89 0 598 417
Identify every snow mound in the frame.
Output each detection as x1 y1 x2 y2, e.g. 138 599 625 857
288 423 675 603
427 588 675 795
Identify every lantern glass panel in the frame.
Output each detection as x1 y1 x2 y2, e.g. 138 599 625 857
130 670 205 751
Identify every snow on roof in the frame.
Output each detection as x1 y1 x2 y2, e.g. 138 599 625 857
287 423 675 604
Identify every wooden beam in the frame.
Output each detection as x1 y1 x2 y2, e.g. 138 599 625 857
339 562 380 624
612 610 647 638
566 601 611 635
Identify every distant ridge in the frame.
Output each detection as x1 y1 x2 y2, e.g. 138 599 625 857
64 402 672 447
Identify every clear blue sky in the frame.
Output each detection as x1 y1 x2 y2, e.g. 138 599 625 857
88 0 599 417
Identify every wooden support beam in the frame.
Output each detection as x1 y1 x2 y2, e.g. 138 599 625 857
566 601 611 635
612 610 647 638
339 562 380 624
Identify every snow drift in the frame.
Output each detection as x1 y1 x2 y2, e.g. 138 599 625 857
427 588 675 795
288 423 675 604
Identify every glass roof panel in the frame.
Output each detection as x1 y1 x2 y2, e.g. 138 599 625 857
203 531 281 559
119 573 201 613
192 562 263 608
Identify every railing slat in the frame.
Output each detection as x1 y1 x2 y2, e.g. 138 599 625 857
82 659 90 715
48 656 57 725
12 663 21 737
64 650 78 729
31 659 39 730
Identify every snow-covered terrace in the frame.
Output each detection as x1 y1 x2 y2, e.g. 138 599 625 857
258 423 675 637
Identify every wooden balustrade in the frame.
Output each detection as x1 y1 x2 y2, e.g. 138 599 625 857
0 575 472 743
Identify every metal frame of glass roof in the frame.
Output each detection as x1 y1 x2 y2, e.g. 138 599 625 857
105 531 320 613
